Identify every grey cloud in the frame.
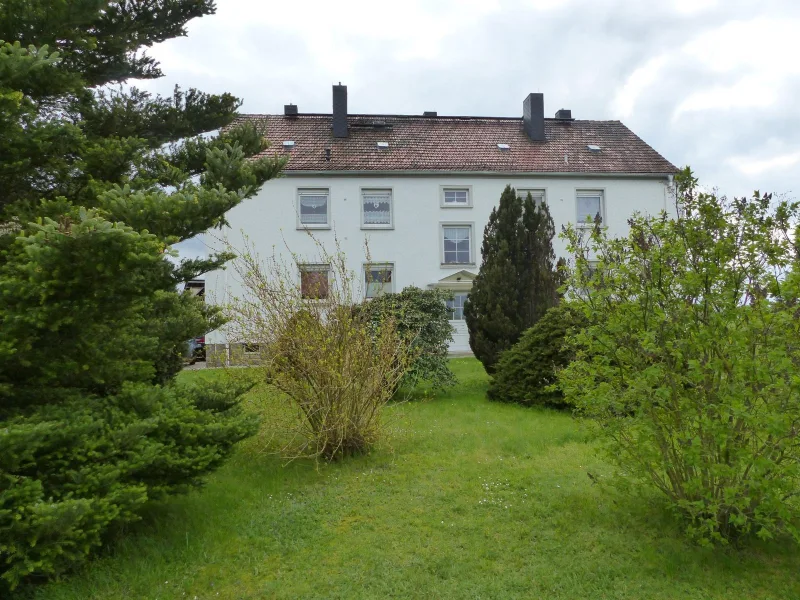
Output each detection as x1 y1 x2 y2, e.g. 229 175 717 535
171 236 208 261
139 0 799 204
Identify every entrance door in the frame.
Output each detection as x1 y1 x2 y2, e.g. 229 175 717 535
445 292 470 353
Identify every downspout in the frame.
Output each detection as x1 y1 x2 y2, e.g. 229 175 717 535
666 173 674 215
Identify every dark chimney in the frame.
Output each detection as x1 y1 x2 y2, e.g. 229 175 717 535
332 83 348 138
284 104 298 118
555 108 572 120
423 111 437 117
523 93 545 141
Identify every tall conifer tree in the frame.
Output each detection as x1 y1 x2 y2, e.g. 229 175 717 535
522 192 561 325
0 1 284 588
465 186 560 373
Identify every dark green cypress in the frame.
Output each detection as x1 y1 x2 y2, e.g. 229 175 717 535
465 186 560 373
522 191 562 326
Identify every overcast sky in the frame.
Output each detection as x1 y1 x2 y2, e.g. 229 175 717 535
150 0 800 259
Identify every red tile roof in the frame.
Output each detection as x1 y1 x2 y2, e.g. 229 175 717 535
236 114 677 175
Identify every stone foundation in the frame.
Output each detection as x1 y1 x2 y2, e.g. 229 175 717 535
205 343 264 367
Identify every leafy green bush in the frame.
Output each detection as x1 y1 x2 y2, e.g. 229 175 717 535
360 286 456 391
560 168 800 546
0 379 258 589
487 304 586 407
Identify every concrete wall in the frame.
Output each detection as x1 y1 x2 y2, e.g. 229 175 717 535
203 173 675 350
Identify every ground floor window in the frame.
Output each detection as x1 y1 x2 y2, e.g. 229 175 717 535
299 264 330 299
365 263 394 298
446 292 469 320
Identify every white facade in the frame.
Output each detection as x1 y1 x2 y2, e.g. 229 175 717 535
204 173 675 352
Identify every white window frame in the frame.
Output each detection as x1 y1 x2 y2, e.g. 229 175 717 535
296 188 330 229
446 292 470 321
440 222 475 267
363 262 395 299
576 189 605 227
516 188 547 207
361 188 394 229
440 185 473 208
573 259 601 300
298 263 331 300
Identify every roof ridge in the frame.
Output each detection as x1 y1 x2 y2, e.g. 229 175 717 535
238 113 624 124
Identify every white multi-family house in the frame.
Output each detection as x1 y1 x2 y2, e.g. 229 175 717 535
203 84 677 357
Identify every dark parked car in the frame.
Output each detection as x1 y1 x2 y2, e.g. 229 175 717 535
185 336 206 364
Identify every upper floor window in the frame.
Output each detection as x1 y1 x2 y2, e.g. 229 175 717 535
364 263 394 298
362 189 393 228
442 187 472 207
299 263 330 299
446 292 469 320
442 224 473 265
297 189 330 228
576 190 604 226
517 188 546 207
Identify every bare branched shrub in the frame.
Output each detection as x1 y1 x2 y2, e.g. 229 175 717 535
224 234 417 461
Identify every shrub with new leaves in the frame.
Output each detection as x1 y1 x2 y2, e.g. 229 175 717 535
560 167 800 545
358 286 456 391
487 304 586 407
225 237 417 461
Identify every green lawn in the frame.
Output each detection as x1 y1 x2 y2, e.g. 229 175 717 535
26 359 800 599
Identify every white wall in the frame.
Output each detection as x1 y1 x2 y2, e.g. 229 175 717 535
203 174 674 348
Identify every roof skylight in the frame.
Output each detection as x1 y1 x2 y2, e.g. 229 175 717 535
587 144 601 152
283 140 295 149
377 141 389 149
497 143 510 150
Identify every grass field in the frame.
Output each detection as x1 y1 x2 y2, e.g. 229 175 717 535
26 359 800 599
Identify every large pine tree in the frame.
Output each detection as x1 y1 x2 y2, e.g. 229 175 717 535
464 186 560 373
0 1 284 589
